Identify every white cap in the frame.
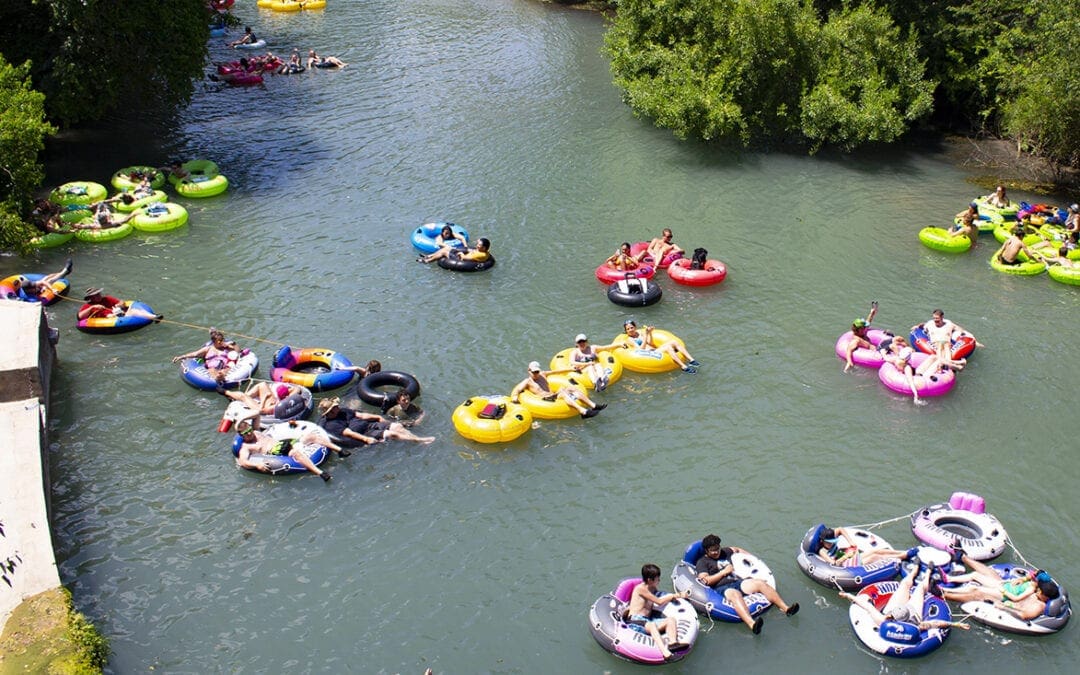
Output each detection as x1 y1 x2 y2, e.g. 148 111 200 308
528 361 542 372
575 333 588 343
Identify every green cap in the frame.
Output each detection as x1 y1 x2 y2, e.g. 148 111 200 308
853 319 868 328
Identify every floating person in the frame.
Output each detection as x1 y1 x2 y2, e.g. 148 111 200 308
307 49 347 69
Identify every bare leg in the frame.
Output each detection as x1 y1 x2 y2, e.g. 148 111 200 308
723 589 761 633
384 423 435 444
287 446 328 479
743 579 798 615
643 620 672 659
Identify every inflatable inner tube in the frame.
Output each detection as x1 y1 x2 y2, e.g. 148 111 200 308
76 299 156 334
588 578 699 664
910 491 1007 560
271 346 356 392
878 352 955 398
437 251 495 272
834 328 891 369
230 420 327 475
848 579 952 658
666 258 728 286
356 371 421 410
451 395 532 444
607 276 662 306
909 325 976 361
595 263 654 285
959 565 1070 635
919 227 972 253
795 524 902 591
670 540 775 622
2 273 70 306
411 221 469 254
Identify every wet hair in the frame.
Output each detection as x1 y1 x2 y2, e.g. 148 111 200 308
620 241 631 251
1038 578 1060 600
477 237 490 250
641 563 661 581
440 225 453 237
701 533 721 550
365 359 381 374
396 389 411 402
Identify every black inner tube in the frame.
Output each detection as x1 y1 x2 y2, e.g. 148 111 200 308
357 370 421 408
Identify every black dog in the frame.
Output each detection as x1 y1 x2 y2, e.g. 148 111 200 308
690 247 708 270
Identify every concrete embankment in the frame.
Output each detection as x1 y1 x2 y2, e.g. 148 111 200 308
0 302 71 666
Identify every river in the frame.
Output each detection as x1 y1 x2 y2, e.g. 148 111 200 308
6 0 1079 672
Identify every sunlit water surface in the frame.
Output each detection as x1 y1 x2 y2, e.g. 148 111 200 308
6 1 1079 672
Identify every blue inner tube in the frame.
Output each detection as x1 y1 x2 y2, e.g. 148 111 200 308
76 300 156 335
230 428 327 475
795 524 901 591
411 222 469 254
356 371 421 410
671 541 772 622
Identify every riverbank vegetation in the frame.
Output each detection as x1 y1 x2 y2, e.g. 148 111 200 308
0 0 209 250
603 0 1080 172
0 587 109 674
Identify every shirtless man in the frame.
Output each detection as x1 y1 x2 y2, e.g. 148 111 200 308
996 225 1042 266
234 419 334 482
626 564 691 660
510 361 606 418
995 576 1061 620
645 228 684 264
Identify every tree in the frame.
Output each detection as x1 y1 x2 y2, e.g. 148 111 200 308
0 0 210 126
800 4 934 150
0 55 55 251
603 0 934 150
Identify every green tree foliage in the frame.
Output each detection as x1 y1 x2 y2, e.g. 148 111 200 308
800 4 933 150
999 4 1080 168
0 0 210 126
0 55 55 251
603 0 934 150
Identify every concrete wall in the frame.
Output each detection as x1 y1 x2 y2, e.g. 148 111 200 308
0 302 60 634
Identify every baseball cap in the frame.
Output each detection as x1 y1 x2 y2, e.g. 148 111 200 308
528 361 542 372
575 333 588 343
852 318 868 328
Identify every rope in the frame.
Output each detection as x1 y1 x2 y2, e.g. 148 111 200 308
849 512 911 530
50 291 287 347
1004 536 1034 569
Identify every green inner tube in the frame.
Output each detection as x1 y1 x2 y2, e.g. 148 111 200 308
111 166 166 191
131 203 189 232
74 222 134 243
1048 264 1080 285
919 227 972 253
992 223 1043 245
175 173 229 198
49 181 108 206
115 190 168 213
989 253 1045 276
29 231 75 248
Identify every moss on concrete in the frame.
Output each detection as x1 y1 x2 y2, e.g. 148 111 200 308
0 587 108 675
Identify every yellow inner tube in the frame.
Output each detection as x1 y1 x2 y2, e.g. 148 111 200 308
548 348 624 389
612 329 686 373
452 396 532 444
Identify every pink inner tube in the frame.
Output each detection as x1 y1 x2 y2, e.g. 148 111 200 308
878 352 955 396
595 263 655 284
835 329 890 369
667 258 727 286
629 241 683 269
